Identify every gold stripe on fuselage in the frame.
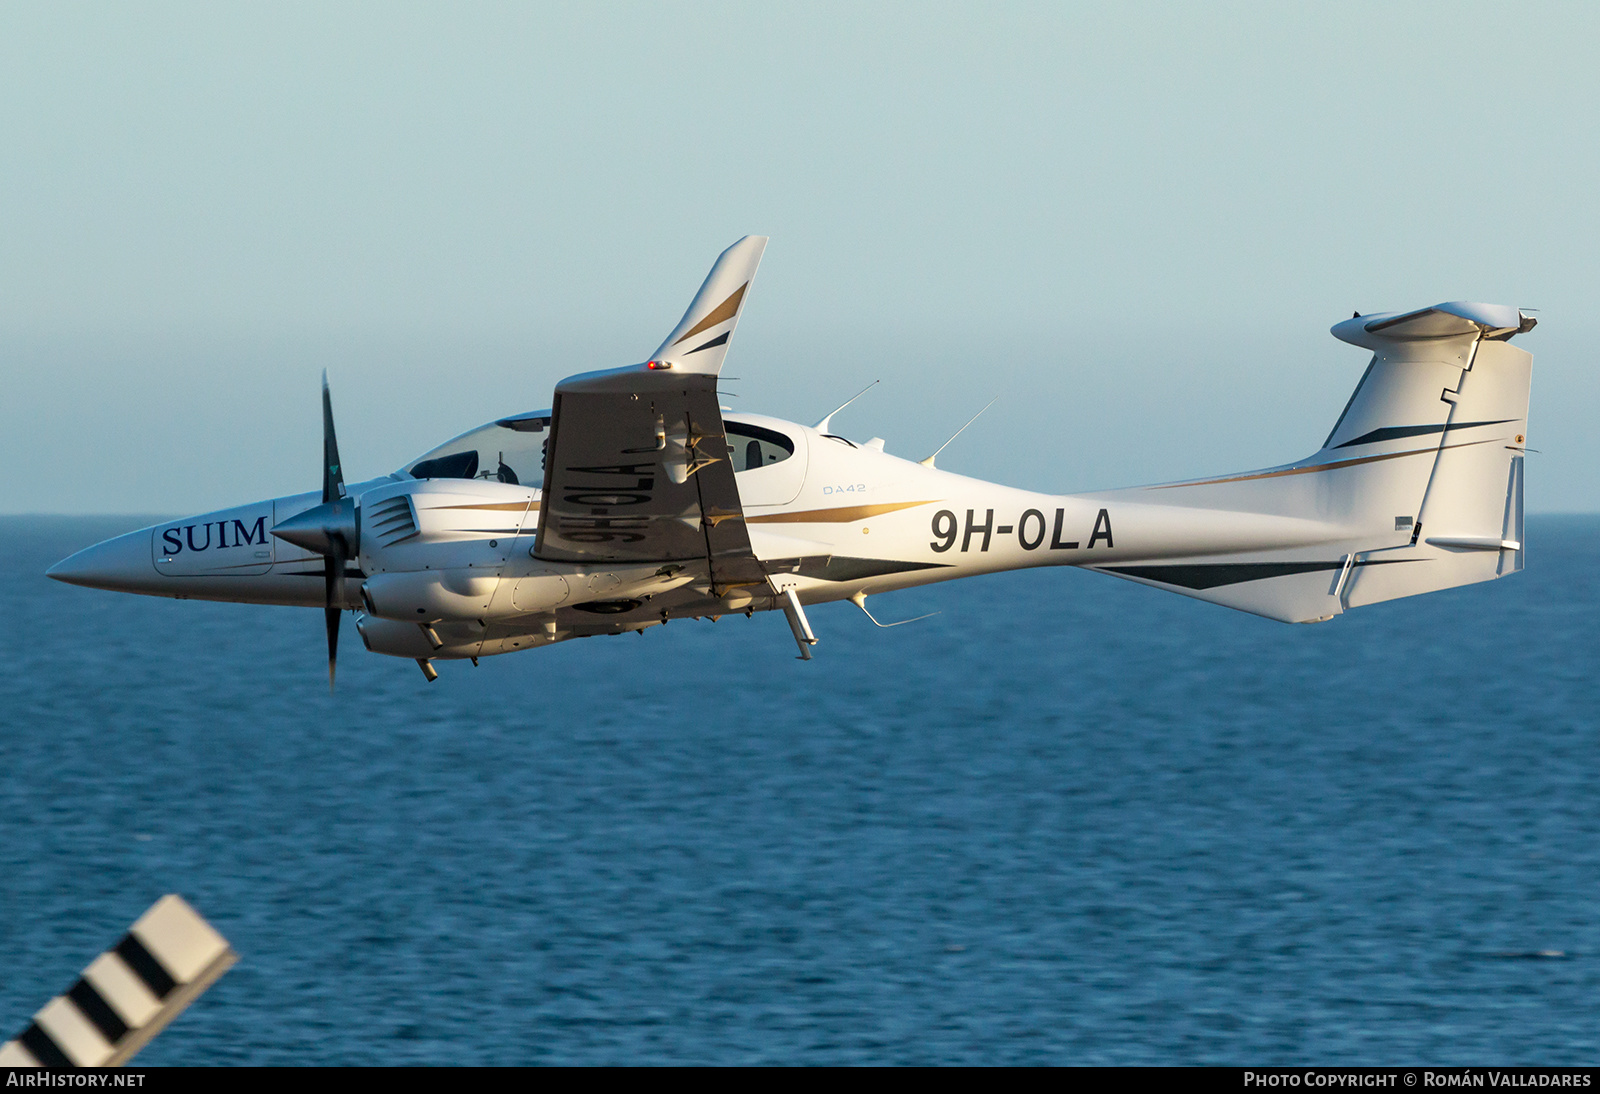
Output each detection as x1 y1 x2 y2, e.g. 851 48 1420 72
747 500 939 524
418 501 539 511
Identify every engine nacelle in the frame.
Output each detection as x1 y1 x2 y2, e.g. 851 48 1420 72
355 614 499 660
360 569 499 623
354 614 442 659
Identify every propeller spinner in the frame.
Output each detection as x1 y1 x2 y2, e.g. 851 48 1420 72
271 373 359 689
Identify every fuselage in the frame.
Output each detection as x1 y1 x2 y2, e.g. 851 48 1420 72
47 407 1369 663
45 411 1119 657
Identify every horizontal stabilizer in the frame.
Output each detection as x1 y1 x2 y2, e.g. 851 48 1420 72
1332 301 1533 350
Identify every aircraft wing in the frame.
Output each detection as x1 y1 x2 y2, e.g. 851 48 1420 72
532 236 769 589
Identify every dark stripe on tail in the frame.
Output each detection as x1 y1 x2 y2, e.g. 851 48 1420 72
1335 419 1514 448
1099 559 1413 590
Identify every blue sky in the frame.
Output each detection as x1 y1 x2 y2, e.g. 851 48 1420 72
3 1 1595 512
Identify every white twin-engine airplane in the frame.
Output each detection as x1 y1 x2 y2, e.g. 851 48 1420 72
48 237 1535 685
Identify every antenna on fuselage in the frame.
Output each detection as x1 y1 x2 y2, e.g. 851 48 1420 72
919 396 997 468
849 591 939 628
814 380 879 433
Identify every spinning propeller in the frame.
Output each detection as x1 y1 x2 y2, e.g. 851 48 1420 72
270 373 360 690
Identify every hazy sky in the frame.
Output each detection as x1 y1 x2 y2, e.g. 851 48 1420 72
3 1 1596 513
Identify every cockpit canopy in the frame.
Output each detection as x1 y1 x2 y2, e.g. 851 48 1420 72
403 411 551 488
401 412 796 490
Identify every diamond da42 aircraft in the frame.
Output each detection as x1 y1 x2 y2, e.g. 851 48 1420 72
48 236 1536 684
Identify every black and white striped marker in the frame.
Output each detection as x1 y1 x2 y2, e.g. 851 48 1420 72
0 894 236 1067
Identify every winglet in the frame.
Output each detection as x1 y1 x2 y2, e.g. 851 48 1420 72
651 235 768 376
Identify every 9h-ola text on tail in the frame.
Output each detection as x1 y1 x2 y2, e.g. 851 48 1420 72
48 238 1536 684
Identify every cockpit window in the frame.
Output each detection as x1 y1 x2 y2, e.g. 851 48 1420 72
726 422 795 472
404 411 550 487
409 450 480 480
405 413 796 486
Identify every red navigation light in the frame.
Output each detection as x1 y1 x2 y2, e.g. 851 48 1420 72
647 360 673 370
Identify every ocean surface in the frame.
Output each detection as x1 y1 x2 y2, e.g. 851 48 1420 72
1 515 1596 1065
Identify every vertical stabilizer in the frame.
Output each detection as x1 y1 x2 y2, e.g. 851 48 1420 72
1084 302 1533 622
1342 335 1530 607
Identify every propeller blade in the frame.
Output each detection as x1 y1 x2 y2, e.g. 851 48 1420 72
325 603 340 692
309 373 355 691
322 371 346 505
330 542 347 616
325 542 346 692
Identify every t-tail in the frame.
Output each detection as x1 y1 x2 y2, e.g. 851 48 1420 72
1081 302 1534 623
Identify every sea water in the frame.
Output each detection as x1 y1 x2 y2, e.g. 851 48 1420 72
1 515 1595 1064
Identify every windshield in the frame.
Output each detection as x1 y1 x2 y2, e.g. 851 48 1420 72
403 410 550 488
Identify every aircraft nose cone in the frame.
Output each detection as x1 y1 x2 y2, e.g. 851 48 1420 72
47 529 155 591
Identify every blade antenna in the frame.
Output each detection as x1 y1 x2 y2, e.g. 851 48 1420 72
919 396 997 468
813 380 879 433
849 591 939 628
